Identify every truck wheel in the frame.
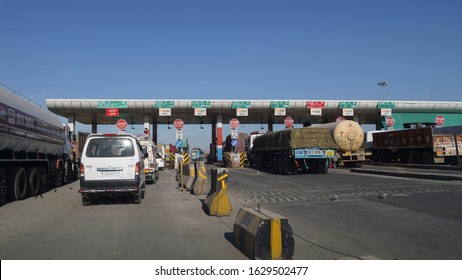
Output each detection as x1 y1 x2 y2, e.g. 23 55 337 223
8 167 28 201
37 166 48 193
27 167 40 196
409 150 421 164
277 157 284 175
0 168 7 206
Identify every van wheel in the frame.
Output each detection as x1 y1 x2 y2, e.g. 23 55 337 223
82 196 91 206
134 191 142 204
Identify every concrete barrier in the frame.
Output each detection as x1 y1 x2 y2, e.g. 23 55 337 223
179 163 196 191
191 161 209 195
233 207 295 260
204 168 231 216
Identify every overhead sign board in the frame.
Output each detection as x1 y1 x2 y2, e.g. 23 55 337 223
339 101 358 109
155 101 175 108
191 101 211 108
232 101 251 109
342 108 354 116
194 108 207 116
310 108 322 116
236 108 248 117
271 101 289 108
381 108 392 116
306 101 326 108
274 108 286 116
97 101 128 109
377 102 396 109
159 108 171 117
106 108 119 117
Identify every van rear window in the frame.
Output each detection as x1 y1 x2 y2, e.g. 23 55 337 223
85 138 135 158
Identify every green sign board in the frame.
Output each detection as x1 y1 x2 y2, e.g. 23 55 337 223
339 101 358 109
232 101 251 109
97 101 128 109
155 101 175 108
377 102 396 109
271 101 289 108
191 101 211 108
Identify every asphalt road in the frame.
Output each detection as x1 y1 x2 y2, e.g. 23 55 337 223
1 165 461 260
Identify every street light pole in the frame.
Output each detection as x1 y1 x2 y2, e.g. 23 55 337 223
377 81 387 100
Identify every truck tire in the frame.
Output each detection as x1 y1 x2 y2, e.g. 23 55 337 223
27 167 40 196
0 168 7 206
133 191 142 204
277 157 284 175
409 150 421 164
8 167 28 201
38 166 48 193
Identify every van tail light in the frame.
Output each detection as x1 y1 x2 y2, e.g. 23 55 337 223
135 162 140 176
150 162 154 169
80 163 84 177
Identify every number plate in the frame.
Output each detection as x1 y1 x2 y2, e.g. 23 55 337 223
98 171 122 176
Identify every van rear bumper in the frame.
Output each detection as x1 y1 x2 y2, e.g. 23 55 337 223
79 178 140 194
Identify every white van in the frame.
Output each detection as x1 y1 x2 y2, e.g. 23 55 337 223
79 133 147 205
137 136 159 184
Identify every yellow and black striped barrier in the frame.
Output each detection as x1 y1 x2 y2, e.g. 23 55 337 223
169 153 175 169
182 153 190 164
192 161 209 195
224 152 245 168
233 207 295 260
204 168 231 216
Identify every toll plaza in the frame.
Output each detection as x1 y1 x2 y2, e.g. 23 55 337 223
46 99 462 163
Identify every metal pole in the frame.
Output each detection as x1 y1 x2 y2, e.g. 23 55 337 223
454 134 461 166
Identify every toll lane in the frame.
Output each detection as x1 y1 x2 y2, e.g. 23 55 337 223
226 167 462 259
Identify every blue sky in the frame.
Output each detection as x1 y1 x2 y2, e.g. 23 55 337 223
1 0 462 151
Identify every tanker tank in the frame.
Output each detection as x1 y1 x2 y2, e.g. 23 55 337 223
312 120 365 167
1 85 76 205
0 86 66 156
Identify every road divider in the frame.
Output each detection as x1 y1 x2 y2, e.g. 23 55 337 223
204 168 232 216
233 207 295 260
178 163 195 191
191 161 209 195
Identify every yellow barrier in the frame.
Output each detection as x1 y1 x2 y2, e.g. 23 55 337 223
233 207 295 260
191 161 209 195
204 168 231 216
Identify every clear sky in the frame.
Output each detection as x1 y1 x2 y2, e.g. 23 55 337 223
1 0 462 151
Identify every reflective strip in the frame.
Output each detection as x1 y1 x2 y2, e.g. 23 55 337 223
270 218 282 259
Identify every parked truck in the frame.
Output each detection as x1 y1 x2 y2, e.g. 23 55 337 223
249 126 339 175
0 86 76 205
314 120 365 167
372 126 462 165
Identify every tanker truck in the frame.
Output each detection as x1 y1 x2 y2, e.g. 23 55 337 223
313 120 365 167
249 126 339 175
0 86 76 205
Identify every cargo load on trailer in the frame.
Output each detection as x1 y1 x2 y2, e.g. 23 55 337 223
0 85 78 206
314 120 365 167
249 126 338 175
372 126 462 165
